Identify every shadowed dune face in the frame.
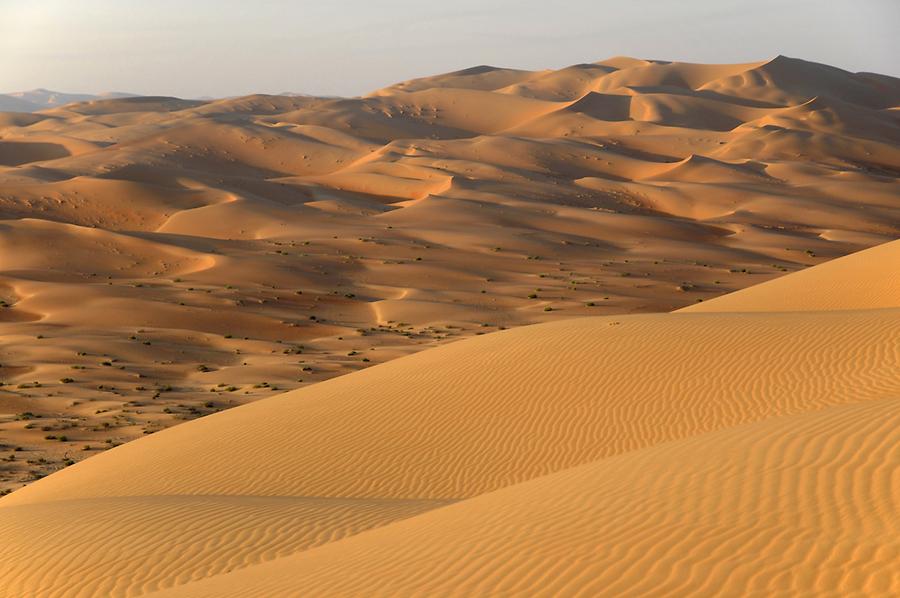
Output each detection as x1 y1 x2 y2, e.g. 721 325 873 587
0 55 898 493
0 141 70 166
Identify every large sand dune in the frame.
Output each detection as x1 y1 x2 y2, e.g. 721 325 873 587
1 56 898 490
0 237 897 596
0 56 898 594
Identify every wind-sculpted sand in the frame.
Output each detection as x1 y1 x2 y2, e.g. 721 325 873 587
147 398 900 598
1 56 898 490
0 55 898 595
0 238 897 596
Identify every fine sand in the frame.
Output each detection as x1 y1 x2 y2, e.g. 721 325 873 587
0 236 897 597
0 56 898 596
1 56 898 491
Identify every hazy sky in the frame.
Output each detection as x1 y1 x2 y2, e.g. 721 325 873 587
2 0 897 98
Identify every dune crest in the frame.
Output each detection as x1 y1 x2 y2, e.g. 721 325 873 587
0 56 899 594
3 55 896 490
0 235 897 595
681 238 900 312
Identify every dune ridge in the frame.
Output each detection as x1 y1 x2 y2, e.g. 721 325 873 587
1 56 898 489
150 398 900 597
679 237 900 313
0 237 897 596
0 55 899 595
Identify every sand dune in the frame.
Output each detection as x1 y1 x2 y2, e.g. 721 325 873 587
5 307 897 505
0 496 447 597
150 397 900 597
0 55 899 595
0 238 897 596
681 238 900 313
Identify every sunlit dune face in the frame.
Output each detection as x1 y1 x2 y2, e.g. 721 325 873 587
0 54 899 596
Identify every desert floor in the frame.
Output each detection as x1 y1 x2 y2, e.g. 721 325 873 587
0 55 898 594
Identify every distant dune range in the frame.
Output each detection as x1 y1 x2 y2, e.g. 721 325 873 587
0 89 137 114
0 55 898 498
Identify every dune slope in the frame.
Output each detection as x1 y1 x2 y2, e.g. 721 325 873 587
0 238 897 596
152 398 900 597
1 56 898 490
680 236 900 312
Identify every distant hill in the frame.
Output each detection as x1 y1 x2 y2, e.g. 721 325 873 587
0 88 137 112
0 94 41 112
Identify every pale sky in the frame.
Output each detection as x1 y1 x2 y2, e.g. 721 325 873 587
1 0 897 98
